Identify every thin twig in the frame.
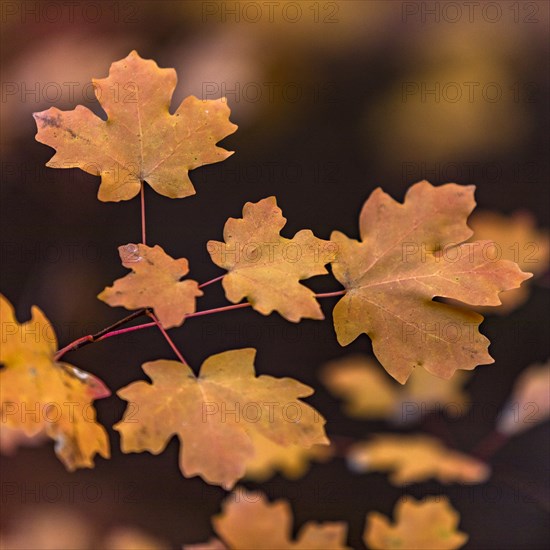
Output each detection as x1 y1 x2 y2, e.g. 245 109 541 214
199 275 225 289
54 308 149 360
54 290 348 358
147 311 188 365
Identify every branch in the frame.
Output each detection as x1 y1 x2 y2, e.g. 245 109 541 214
54 290 346 360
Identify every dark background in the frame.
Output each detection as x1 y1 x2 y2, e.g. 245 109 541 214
1 1 549 548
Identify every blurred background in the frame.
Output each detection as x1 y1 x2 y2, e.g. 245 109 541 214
1 1 549 548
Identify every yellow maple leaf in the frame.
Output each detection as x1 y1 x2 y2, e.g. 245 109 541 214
322 354 469 422
364 496 468 549
98 243 203 328
321 355 399 419
207 196 334 322
115 348 328 489
244 432 333 481
348 434 489 486
199 488 350 549
33 50 237 202
330 180 531 383
0 294 109 470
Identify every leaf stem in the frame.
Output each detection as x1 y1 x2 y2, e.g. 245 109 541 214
147 311 188 365
199 275 225 289
140 181 147 245
186 302 252 318
54 290 347 359
54 308 149 360
315 290 346 298
96 321 157 342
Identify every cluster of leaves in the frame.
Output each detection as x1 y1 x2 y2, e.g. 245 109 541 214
2 51 548 548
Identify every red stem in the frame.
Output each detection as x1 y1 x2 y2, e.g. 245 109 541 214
199 275 225 289
147 312 188 365
315 290 346 298
186 302 251 318
96 321 157 342
54 290 346 359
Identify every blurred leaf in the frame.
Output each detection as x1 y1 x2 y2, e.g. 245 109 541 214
363 496 468 549
348 434 490 485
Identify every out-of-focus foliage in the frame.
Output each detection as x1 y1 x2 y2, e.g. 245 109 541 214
363 496 468 549
188 487 350 549
497 359 550 436
348 434 490 485
321 354 469 422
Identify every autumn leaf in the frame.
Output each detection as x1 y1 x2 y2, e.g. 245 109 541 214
0 294 110 470
400 365 470 423
322 354 469 422
207 196 334 322
321 355 399 419
33 50 237 202
244 432 333 481
348 434 489 485
497 360 550 436
0 507 168 550
363 496 468 549
98 243 203 328
115 348 328 489
188 488 350 549
330 180 531 383
468 210 550 313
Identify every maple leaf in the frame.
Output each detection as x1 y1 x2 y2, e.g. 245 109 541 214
330 180 531 383
0 294 110 470
244 432 333 481
33 50 237 202
321 355 399 419
207 196 333 322
363 496 468 549
322 354 469 422
98 243 203 328
189 488 350 549
115 348 328 489
468 210 550 313
348 434 489 485
497 360 550 436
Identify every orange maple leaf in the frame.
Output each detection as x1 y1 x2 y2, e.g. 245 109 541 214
0 295 110 470
115 349 328 489
187 488 350 549
98 243 203 328
348 434 489 485
331 181 531 383
33 50 237 202
364 496 468 549
207 196 334 322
